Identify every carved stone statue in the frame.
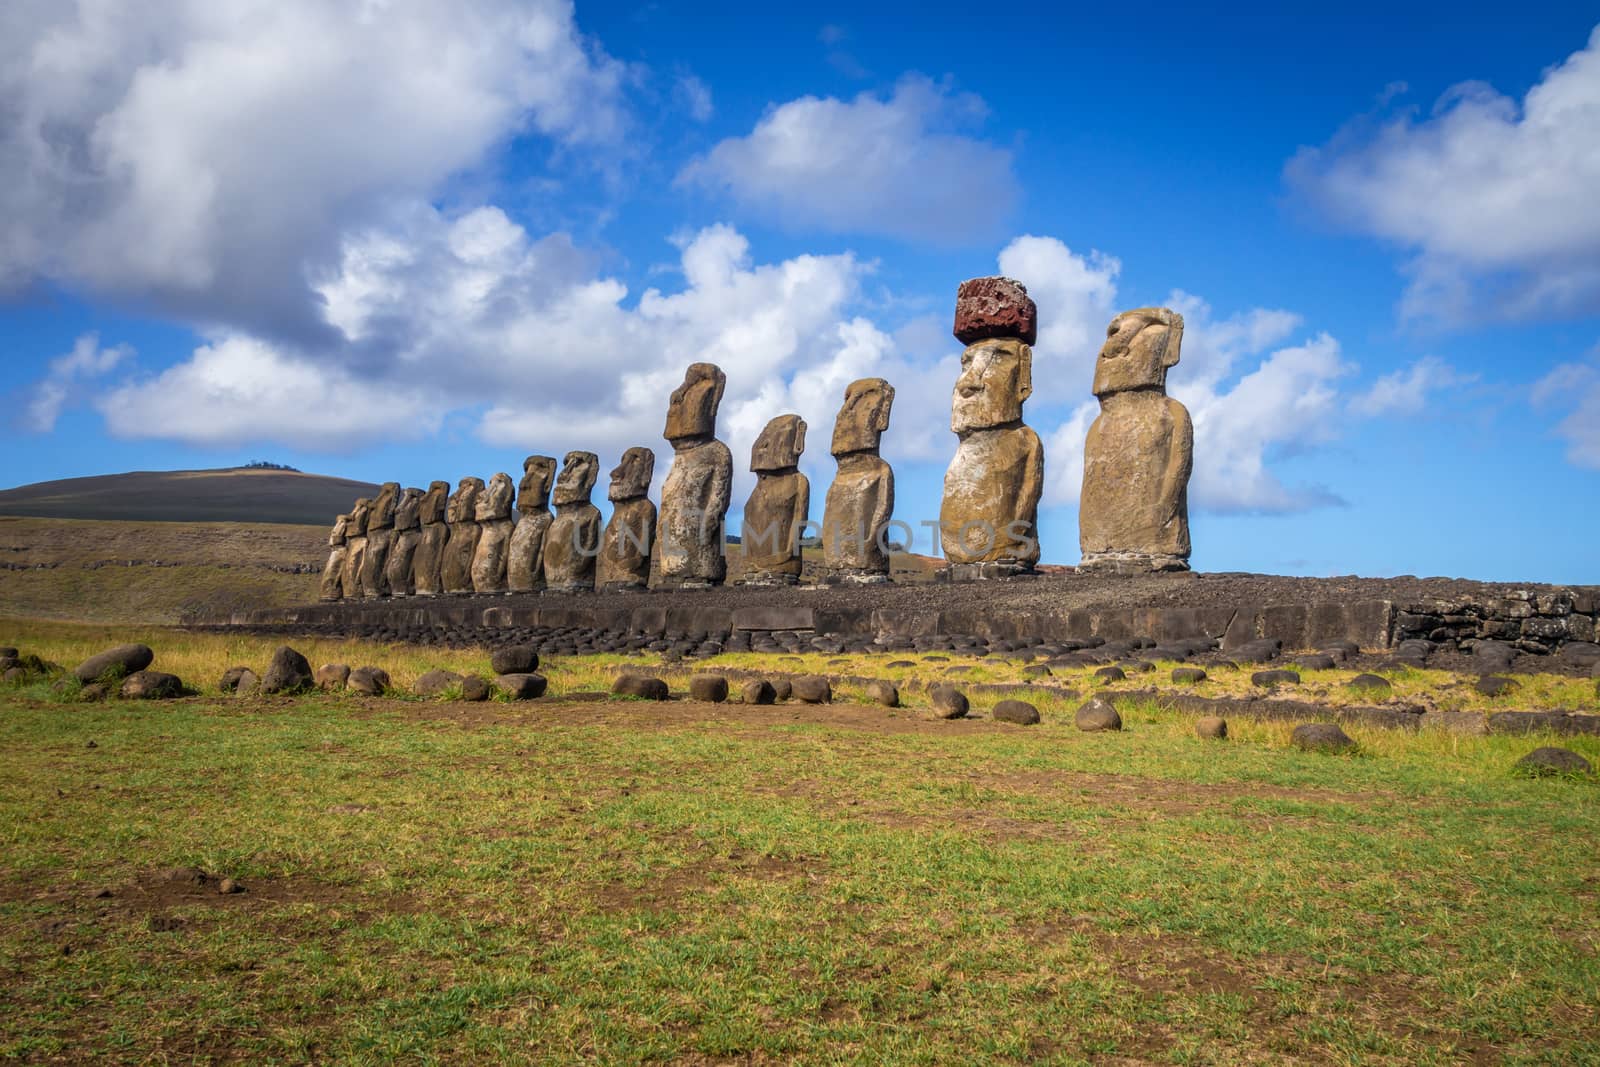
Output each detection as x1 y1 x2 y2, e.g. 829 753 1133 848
385 488 423 597
1079 307 1193 573
508 456 557 594
356 481 399 598
470 472 516 594
940 277 1044 577
655 363 732 588
340 497 370 599
739 414 809 585
319 513 349 601
822 378 895 583
411 481 451 596
544 451 601 593
440 476 485 594
598 447 656 592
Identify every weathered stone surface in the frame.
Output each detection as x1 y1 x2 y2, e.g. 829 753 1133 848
930 684 969 719
121 670 183 699
613 675 670 700
1195 715 1228 739
545 452 601 593
1513 746 1592 776
357 482 400 598
385 489 423 597
320 514 350 601
470 472 516 594
315 663 350 691
1079 308 1193 573
741 679 777 705
822 378 895 582
1291 723 1357 753
1252 669 1300 688
993 698 1040 725
1076 697 1122 732
1476 675 1518 698
864 679 899 707
657 364 732 588
74 643 154 683
490 646 540 675
689 674 728 702
740 415 810 583
460 676 491 702
507 458 556 594
1094 665 1126 682
1419 710 1488 735
440 477 484 595
220 666 258 693
415 669 465 697
598 448 657 592
1347 673 1391 694
260 646 313 695
340 497 370 600
495 673 548 700
1172 667 1207 684
348 667 391 696
411 481 451 597
953 276 1038 346
791 675 833 704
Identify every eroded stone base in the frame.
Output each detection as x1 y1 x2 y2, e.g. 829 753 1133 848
823 571 891 585
942 561 1037 582
1078 552 1190 576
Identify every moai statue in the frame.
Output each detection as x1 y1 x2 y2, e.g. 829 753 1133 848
470 472 516 594
543 451 601 593
739 414 809 585
597 447 657 592
440 476 485 594
357 481 400 598
340 498 371 600
385 488 424 597
411 481 451 597
940 277 1045 578
507 456 557 594
319 513 350 601
655 363 732 588
822 378 895 583
1079 307 1193 573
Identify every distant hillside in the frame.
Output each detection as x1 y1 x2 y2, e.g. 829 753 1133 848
0 468 381 526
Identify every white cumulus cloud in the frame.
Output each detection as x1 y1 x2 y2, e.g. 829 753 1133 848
22 332 135 432
1350 355 1472 417
1531 350 1600 470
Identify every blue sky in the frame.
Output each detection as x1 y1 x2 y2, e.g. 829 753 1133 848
3 2 1598 582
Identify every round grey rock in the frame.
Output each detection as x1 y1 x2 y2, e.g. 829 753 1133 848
688 674 729 702
741 679 776 705
1513 746 1592 777
495 673 548 700
460 676 492 702
1291 723 1357 753
1171 667 1207 685
1346 674 1391 694
490 645 540 675
790 675 832 704
1075 697 1122 732
1195 715 1228 740
772 678 793 702
1094 666 1126 682
414 669 465 697
929 684 969 720
74 644 154 684
992 699 1040 725
864 679 899 707
1252 669 1300 688
260 646 313 695
613 675 670 701
314 663 350 691
348 667 391 696
120 670 183 700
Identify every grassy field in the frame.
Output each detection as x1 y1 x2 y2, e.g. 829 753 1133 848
1 623 1597 1063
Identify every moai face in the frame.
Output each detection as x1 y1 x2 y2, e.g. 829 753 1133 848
751 414 807 472
369 482 400 527
517 456 557 513
348 498 371 535
419 481 450 524
448 477 484 523
608 447 655 502
393 489 422 531
476 472 515 521
663 362 727 443
830 378 895 457
1092 307 1185 398
329 514 349 546
553 451 599 507
952 338 1032 433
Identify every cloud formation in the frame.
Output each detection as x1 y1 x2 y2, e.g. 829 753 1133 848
1531 350 1600 470
22 333 134 433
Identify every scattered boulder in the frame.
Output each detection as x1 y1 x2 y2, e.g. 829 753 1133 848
460 676 491 702
1231 639 1281 665
78 682 111 702
1252 669 1300 688
1513 746 1592 777
348 667 391 696
495 673 548 700
929 685 969 720
1075 697 1122 732
1472 641 1517 674
315 664 351 691
73 643 154 684
791 675 832 704
993 699 1040 725
1295 654 1337 671
1290 723 1357 753
864 679 899 707
741 679 776 705
120 670 184 700
219 666 258 693
260 646 313 695
1171 667 1207 685
1195 715 1228 740
414 669 465 697
688 674 729 703
1021 664 1053 678
2 667 26 685
613 675 670 701
1094 666 1126 682
1346 674 1391 695
1476 675 1518 698
772 679 793 702
490 645 540 675
217 878 246 895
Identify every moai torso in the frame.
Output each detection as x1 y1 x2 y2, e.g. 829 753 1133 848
385 489 423 597
358 482 399 598
740 414 810 583
471 473 516 594
822 378 895 581
598 447 657 592
340 498 371 599
441 477 484 594
411 481 451 596
320 514 349 601
544 451 601 593
508 456 557 594
655 363 731 588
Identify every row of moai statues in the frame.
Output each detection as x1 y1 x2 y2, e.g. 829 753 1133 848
319 275 1194 599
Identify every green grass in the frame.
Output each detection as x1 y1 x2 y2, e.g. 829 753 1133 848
1 623 1597 1063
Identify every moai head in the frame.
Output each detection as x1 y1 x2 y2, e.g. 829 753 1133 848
663 362 727 444
393 488 423 531
608 447 655 502
830 377 895 457
552 450 599 507
348 497 372 535
328 514 349 546
419 480 450 524
952 338 1033 434
517 456 557 513
1092 307 1185 398
751 414 807 473
476 472 515 521
447 477 484 523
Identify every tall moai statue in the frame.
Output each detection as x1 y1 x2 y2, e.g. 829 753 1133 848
1079 307 1193 573
357 481 400 598
385 488 424 597
940 277 1045 578
319 513 350 601
470 472 516 594
656 363 732 589
739 414 810 585
411 481 451 597
822 378 895 583
440 476 485 594
507 456 557 594
598 447 657 593
544 451 601 593
340 497 371 601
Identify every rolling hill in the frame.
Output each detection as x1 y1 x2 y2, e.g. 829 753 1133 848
0 467 380 525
